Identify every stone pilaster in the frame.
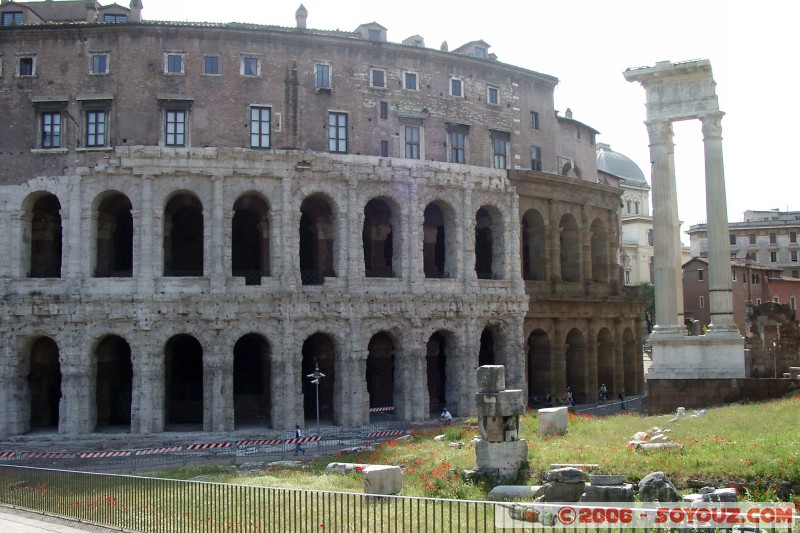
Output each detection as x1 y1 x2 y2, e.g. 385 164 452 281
65 177 82 279
58 352 92 435
280 174 298 289
9 210 25 277
580 204 590 283
460 187 474 282
209 175 225 293
552 319 566 396
548 200 561 283
585 319 598 403
131 356 164 434
613 319 624 394
137 175 155 294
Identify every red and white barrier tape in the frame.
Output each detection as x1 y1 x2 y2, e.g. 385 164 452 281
369 406 395 412
285 436 322 444
134 446 184 456
236 439 284 446
366 430 405 438
79 451 132 459
185 442 231 450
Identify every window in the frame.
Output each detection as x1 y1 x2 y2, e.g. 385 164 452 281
448 126 466 164
328 112 347 153
731 252 738 259
729 233 736 245
752 273 760 284
699 296 704 309
164 53 184 74
203 55 220 75
474 47 487 59
774 297 780 303
85 110 106 147
732 270 737 281
315 63 331 89
624 271 630 284
450 78 462 97
380 140 388 157
242 56 260 77
769 232 777 244
367 29 381 42
250 106 270 149
770 251 778 263
531 145 542 171
626 200 631 214
405 126 420 159
17 55 35 77
749 233 756 245
403 71 417 90
791 231 797 243
103 13 126 23
635 201 640 214
756 298 761 305
487 85 499 104
791 296 797 310
530 111 539 130
165 110 186 146
792 250 798 262
491 132 508 169
370 68 385 88
41 112 62 148
379 101 388 120
576 127 581 140
698 269 704 281
89 53 109 74
793 270 799 279
647 229 654 246
2 11 24 25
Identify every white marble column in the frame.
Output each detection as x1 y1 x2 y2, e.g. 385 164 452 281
701 112 738 333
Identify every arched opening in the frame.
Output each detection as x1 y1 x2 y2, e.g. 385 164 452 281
232 194 270 285
623 328 637 395
29 194 62 278
165 335 203 427
363 198 395 278
559 214 580 282
565 328 586 403
95 335 132 429
478 327 495 366
28 337 61 429
95 193 133 277
426 331 448 415
475 207 494 279
521 209 546 281
597 328 614 400
366 332 395 409
301 333 335 422
164 194 204 276
527 329 551 404
233 334 271 427
423 202 453 278
591 218 609 283
299 194 335 285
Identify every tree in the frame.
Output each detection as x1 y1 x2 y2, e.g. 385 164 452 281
639 281 655 333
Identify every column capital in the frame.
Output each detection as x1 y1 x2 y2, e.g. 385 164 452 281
700 112 725 140
645 119 674 144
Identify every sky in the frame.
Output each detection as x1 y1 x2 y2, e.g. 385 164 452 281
141 0 798 231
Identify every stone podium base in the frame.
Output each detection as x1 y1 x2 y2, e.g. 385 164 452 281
647 330 745 379
472 439 528 482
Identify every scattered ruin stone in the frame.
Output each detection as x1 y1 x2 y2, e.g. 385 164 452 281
589 474 625 486
449 442 464 449
363 465 403 495
649 434 669 442
579 484 634 503
631 442 683 451
632 431 649 441
699 486 716 494
638 471 681 502
701 487 738 503
545 467 587 484
325 462 370 473
538 406 568 436
488 485 542 501
539 481 587 502
433 435 446 442
549 463 599 472
692 409 707 417
676 407 687 418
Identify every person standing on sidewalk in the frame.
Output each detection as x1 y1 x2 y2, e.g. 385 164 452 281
294 425 305 455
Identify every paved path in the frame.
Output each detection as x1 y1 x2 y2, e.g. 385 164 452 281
0 506 121 532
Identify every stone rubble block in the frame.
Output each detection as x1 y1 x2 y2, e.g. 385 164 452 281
549 463 599 472
638 471 681 503
632 442 683 450
579 483 634 503
632 431 649 441
538 406 568 436
476 390 526 417
433 435 446 441
476 365 505 393
700 487 738 503
487 485 542 501
539 481 587 502
362 465 403 495
589 474 625 486
545 467 587 484
325 462 371 473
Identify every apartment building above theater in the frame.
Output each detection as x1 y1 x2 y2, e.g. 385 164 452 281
0 0 139 24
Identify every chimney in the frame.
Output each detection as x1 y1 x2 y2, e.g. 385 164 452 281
296 4 308 29
440 41 448 52
565 108 573 119
129 0 142 22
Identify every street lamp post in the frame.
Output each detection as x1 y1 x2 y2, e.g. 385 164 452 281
306 359 325 433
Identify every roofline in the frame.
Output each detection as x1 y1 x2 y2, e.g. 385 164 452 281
556 114 600 135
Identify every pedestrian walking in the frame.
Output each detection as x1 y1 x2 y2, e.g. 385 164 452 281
294 425 306 455
618 390 626 411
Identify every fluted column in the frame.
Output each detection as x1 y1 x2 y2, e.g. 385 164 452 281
701 112 738 333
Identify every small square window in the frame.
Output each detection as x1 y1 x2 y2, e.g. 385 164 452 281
379 101 388 120
165 53 184 75
315 63 331 89
530 145 542 171
474 47 487 59
530 111 539 130
450 78 462 97
371 68 385 88
18 55 35 77
403 72 417 90
380 140 388 157
90 53 109 74
103 13 126 23
242 56 260 77
729 234 736 245
487 86 499 105
41 111 62 148
368 29 381 42
769 232 777 244
250 106 270 149
2 11 24 26
203 55 220 75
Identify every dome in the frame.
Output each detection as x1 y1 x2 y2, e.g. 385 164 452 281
596 143 648 188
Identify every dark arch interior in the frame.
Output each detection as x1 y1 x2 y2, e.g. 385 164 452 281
423 203 447 278
164 194 204 276
299 195 335 285
95 194 133 277
366 332 394 408
363 199 394 278
301 333 335 421
233 333 271 426
232 195 270 285
30 194 63 278
28 337 61 429
165 335 203 425
426 331 448 415
95 335 132 428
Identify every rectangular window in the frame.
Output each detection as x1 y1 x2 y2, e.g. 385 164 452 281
756 298 762 305
371 68 385 88
492 137 508 169
85 110 106 147
487 86 499 104
749 233 756 245
774 297 780 303
752 273 760 284
1 11 24 25
380 140 388 157
41 112 61 148
732 270 737 281
405 126 420 159
165 53 184 74
698 269 704 281
90 53 109 74
791 231 797 243
576 126 581 139
449 128 466 164
647 229 654 246
729 233 736 245
450 78 462 97
250 106 270 149
404 72 417 90
793 270 799 279
699 296 704 309
770 251 778 263
18 56 34 77
769 232 777 244
203 55 220 75
792 250 798 262
328 112 347 153
165 110 186 146
474 47 487 59
530 111 539 130
379 101 388 120
315 63 331 89
103 13 126 23
530 145 542 171
368 29 382 42
791 296 797 310
242 56 260 77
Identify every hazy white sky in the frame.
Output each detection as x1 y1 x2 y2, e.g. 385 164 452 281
142 0 797 229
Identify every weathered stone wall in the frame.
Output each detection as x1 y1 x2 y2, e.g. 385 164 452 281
647 378 800 414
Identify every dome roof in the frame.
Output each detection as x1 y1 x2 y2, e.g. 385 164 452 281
596 143 648 188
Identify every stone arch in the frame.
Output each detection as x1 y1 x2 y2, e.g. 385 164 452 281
164 193 204 276
299 193 336 285
423 200 456 279
164 334 204 427
565 328 586 403
527 329 551 403
590 218 609 283
478 327 496 366
596 328 614 400
301 332 336 422
27 337 61 430
521 209 546 281
623 328 637 394
94 335 133 429
559 213 580 282
94 192 133 277
232 193 271 285
366 331 395 409
233 333 271 427
475 205 505 280
363 197 398 278
28 193 63 278
425 330 454 415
